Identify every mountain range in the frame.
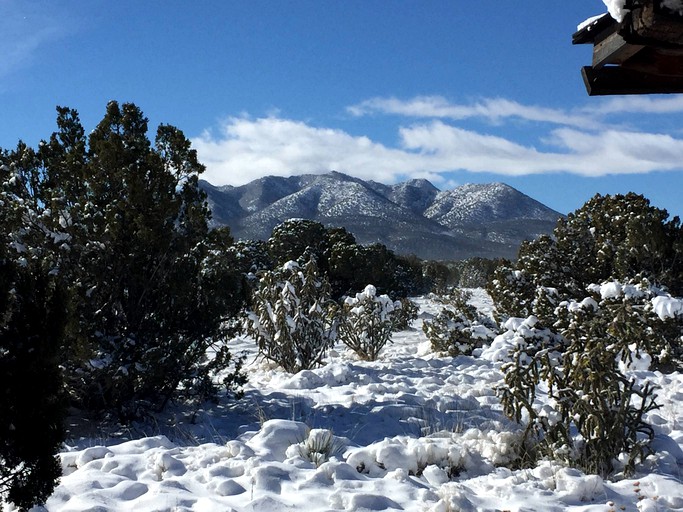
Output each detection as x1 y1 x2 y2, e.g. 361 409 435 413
199 172 562 260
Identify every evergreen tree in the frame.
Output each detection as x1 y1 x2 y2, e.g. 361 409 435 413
0 152 67 509
268 219 328 267
3 102 246 419
65 102 244 415
488 193 683 320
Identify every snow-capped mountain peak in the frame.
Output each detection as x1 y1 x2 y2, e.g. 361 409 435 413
200 172 561 260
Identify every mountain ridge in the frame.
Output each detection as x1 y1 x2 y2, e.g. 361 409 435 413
200 172 562 260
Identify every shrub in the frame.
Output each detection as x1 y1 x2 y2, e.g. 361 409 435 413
0 264 68 509
497 283 674 477
392 298 419 331
338 285 398 361
286 428 345 467
488 193 683 323
2 103 247 418
0 183 67 508
245 259 336 373
423 290 497 357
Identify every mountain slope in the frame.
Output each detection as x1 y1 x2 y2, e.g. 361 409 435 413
201 172 562 260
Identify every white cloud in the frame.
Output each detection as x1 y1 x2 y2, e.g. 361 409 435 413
587 95 683 115
347 95 595 129
193 115 683 187
192 116 427 186
348 94 683 130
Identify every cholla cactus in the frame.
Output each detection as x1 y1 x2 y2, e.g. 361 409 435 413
245 259 336 373
391 298 419 331
423 289 497 357
498 279 678 477
338 285 398 361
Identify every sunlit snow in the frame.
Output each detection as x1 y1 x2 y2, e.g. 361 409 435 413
24 293 683 512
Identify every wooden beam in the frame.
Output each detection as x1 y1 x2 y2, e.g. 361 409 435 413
582 65 683 95
622 47 683 76
631 2 683 45
573 13 616 45
592 30 645 68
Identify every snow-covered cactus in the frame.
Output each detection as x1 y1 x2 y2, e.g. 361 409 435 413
391 297 419 331
338 285 398 361
497 280 681 477
245 259 336 373
423 289 497 357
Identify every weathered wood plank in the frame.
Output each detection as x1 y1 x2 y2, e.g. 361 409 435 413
582 65 683 95
631 3 683 45
592 31 645 68
573 13 615 45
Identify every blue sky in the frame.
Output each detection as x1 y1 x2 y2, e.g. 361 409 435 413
2 0 683 218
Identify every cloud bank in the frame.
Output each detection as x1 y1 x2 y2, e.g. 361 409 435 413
192 96 683 187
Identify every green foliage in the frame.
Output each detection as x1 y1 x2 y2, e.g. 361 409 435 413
290 428 345 467
231 239 273 277
266 220 427 299
392 298 419 331
0 265 67 509
487 193 683 370
489 193 683 476
489 193 683 314
337 285 398 361
1 103 247 419
0 166 67 508
451 257 505 289
59 103 245 416
268 219 328 268
245 259 336 373
423 290 497 357
421 260 451 295
499 293 661 477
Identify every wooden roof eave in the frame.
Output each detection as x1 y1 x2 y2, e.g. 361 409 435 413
573 3 683 95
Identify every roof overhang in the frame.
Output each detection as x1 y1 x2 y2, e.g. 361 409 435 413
573 2 683 95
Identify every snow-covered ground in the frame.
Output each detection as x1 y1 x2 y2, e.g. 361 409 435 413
25 291 683 511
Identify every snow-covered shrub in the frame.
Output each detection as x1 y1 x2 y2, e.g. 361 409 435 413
391 298 419 331
498 282 675 477
489 193 683 324
245 259 336 373
338 285 398 361
423 290 497 357
488 265 537 322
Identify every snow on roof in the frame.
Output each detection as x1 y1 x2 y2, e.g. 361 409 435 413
602 0 629 22
598 0 683 24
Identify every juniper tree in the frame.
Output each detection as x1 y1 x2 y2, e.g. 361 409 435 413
3 102 246 419
488 193 683 320
0 152 68 509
